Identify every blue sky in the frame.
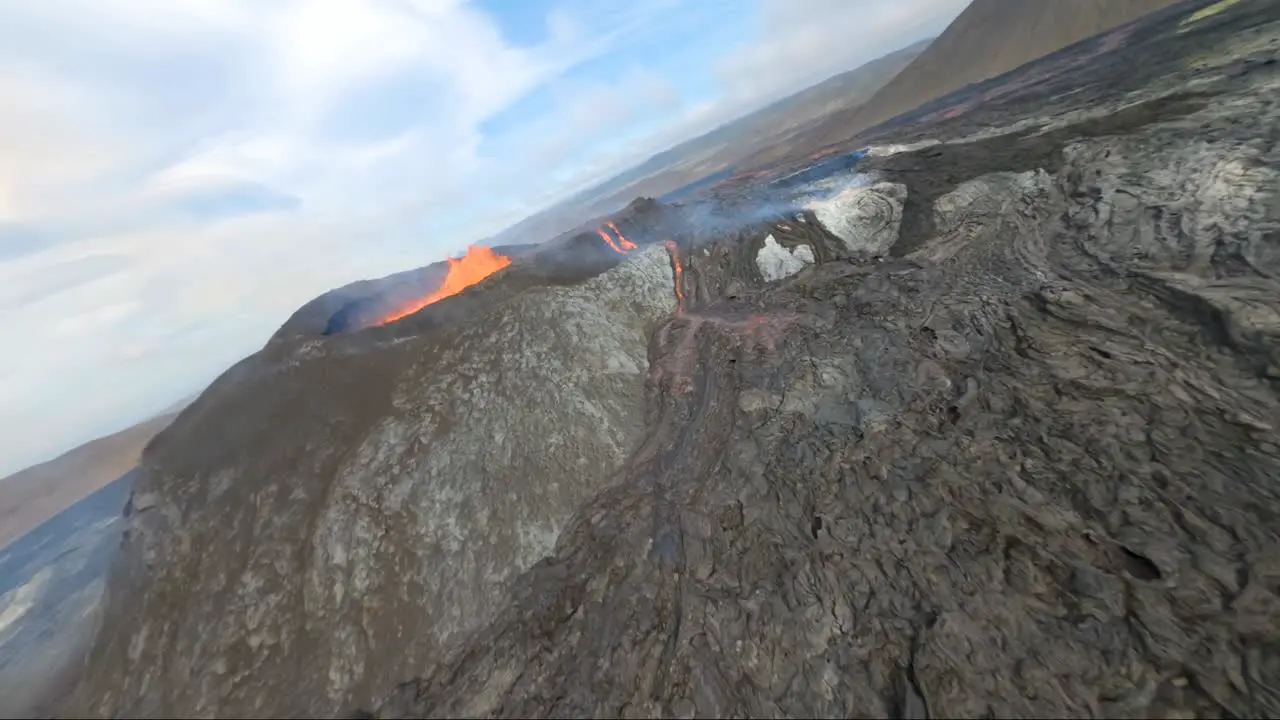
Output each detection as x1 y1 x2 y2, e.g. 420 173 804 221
0 0 965 477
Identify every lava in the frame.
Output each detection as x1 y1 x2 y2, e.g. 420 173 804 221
593 222 682 312
377 244 512 326
596 223 639 255
607 223 638 251
596 227 628 254
664 240 685 313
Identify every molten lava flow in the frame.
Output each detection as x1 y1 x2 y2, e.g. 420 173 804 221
596 228 628 254
607 222 638 251
594 224 682 312
377 244 512 325
596 222 639 255
663 240 685 313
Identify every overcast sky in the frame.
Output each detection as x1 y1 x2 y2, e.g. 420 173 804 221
0 0 966 477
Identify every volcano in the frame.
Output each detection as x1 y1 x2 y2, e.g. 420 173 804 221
69 1 1280 718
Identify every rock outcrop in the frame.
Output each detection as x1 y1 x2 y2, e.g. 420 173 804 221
755 235 816 281
69 247 678 717
806 181 907 256
366 4 1280 718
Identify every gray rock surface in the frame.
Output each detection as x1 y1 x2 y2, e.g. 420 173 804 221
806 181 907 256
69 247 677 718
368 4 1280 718
755 235 816 282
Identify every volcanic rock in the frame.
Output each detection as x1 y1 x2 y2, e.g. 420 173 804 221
68 247 677 717
755 234 816 282
73 1 1280 718
806 181 907 256
363 4 1280 718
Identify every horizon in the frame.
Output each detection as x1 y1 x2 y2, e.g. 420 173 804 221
0 0 966 478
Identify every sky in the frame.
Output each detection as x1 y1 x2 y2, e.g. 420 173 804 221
0 0 966 478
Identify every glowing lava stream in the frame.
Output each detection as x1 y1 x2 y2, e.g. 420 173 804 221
377 244 512 326
596 222 638 254
594 221 685 314
663 240 685 313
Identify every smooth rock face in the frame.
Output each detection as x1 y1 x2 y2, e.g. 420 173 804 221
70 247 677 718
755 235 816 281
807 180 907 255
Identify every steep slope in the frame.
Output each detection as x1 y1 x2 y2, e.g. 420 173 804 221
776 0 1183 159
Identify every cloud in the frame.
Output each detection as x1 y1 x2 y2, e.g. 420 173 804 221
0 0 963 477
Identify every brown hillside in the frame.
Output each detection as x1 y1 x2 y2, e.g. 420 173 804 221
0 413 178 549
800 0 1182 151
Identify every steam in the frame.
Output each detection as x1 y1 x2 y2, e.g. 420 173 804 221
675 167 875 245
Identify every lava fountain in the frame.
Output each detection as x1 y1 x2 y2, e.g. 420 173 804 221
377 244 512 326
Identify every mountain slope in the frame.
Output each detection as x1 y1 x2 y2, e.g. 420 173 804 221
0 412 178 549
69 238 685 717
786 0 1183 155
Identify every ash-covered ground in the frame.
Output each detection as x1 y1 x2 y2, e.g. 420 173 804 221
68 1 1280 718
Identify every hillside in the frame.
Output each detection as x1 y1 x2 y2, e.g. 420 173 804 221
0 411 180 549
767 0 1184 161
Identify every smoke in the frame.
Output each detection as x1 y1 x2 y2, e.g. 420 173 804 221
673 152 874 246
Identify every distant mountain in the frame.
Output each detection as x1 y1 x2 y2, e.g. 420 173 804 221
0 406 184 550
790 0 1183 152
485 37 931 249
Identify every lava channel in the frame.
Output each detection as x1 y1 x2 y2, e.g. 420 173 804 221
596 222 638 254
594 221 685 314
377 244 512 326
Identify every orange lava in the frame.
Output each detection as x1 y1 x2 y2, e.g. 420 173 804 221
593 222 683 312
377 244 512 325
663 240 685 313
608 222 638 251
597 228 628 254
596 223 639 254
